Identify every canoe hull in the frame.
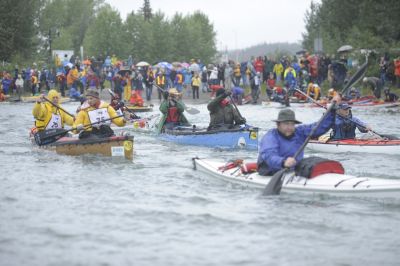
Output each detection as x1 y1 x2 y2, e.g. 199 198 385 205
160 127 259 150
38 135 134 160
193 158 400 199
308 139 400 155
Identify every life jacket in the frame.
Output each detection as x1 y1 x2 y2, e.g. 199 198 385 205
156 75 165 85
176 73 183 84
332 116 356 140
240 162 258 174
220 99 230 107
129 93 144 106
234 67 241 77
87 107 111 126
166 106 179 123
275 87 283 94
34 103 64 131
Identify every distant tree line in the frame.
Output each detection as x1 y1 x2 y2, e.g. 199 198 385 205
227 42 302 62
0 0 217 65
302 0 400 54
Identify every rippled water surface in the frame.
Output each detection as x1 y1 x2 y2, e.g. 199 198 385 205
1 102 400 266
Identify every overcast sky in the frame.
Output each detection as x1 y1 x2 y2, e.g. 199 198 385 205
106 0 316 50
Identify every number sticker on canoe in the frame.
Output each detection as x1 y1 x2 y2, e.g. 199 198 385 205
124 140 133 151
250 131 257 140
111 146 124 156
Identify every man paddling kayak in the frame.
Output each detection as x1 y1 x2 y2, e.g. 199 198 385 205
257 94 340 176
32 89 74 131
330 102 372 140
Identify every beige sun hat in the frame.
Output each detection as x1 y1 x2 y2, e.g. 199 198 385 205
168 88 182 96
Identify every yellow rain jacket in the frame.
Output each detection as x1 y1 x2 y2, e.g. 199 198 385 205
74 101 125 132
306 83 321 100
32 90 74 131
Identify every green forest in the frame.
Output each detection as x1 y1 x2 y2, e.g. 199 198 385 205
302 0 400 54
1 0 399 68
0 0 217 66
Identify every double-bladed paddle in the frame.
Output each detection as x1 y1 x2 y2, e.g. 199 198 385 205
153 84 200 115
228 94 247 123
34 115 124 146
263 101 337 196
295 88 398 140
43 96 75 118
340 61 368 95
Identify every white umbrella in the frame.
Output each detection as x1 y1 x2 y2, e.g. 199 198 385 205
136 61 150 67
337 45 353 53
189 63 200 73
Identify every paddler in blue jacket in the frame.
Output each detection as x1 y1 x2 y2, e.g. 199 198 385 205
257 94 340 176
330 102 371 140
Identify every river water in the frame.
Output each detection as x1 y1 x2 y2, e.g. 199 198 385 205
1 101 400 266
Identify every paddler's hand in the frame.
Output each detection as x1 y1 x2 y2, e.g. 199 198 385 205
123 110 131 120
284 157 296 168
76 124 84 132
224 91 232 98
36 94 45 104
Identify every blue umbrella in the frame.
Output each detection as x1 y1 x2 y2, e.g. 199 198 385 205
157 61 173 70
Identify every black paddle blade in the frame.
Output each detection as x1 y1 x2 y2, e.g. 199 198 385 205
341 61 368 94
381 134 399 140
262 168 287 196
34 128 69 146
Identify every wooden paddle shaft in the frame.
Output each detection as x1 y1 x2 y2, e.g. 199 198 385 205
43 97 74 117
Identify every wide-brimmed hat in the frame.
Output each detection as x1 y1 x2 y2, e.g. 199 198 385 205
86 88 99 98
168 88 181 96
273 109 302 124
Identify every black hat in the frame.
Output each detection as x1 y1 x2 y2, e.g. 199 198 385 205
273 109 302 124
338 103 351 109
216 88 225 97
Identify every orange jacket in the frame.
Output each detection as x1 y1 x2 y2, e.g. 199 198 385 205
394 59 400 76
129 92 144 106
67 68 79 85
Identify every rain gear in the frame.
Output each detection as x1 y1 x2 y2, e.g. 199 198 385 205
74 101 125 132
157 99 190 133
207 94 245 130
123 76 132 102
257 111 335 175
331 115 368 140
129 91 144 106
306 83 321 100
32 90 74 131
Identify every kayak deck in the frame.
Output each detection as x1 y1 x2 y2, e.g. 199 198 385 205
193 158 400 199
308 138 400 155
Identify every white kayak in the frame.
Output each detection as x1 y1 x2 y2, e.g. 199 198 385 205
192 158 400 199
307 138 400 155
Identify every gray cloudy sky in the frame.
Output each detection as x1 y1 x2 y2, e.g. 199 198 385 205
106 0 316 49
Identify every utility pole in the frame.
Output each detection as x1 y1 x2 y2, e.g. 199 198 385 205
48 28 59 66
